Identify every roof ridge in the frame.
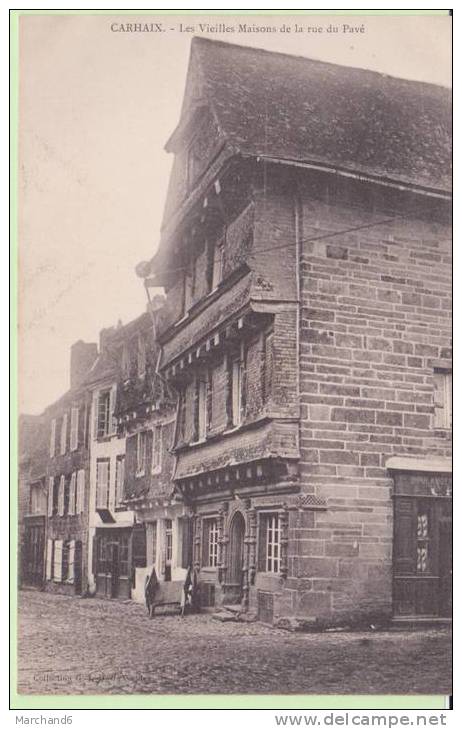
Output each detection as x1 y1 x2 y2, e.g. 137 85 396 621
191 35 451 91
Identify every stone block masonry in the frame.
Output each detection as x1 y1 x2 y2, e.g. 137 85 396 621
290 173 451 624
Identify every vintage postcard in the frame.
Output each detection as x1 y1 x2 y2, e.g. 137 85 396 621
13 9 452 710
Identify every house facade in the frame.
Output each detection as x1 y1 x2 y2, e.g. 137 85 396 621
139 38 452 626
19 414 48 589
113 307 190 604
45 340 97 595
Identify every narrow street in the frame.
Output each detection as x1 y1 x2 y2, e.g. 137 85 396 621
17 591 451 696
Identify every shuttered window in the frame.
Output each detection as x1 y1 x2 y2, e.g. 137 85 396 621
70 407 79 451
68 472 76 516
96 459 110 509
67 540 75 583
76 469 85 513
60 413 68 455
48 477 54 517
57 475 65 516
46 539 54 580
53 539 63 582
94 386 116 439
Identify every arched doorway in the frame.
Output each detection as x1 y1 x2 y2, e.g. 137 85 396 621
226 511 246 604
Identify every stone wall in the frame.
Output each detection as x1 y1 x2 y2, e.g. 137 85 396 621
292 171 451 623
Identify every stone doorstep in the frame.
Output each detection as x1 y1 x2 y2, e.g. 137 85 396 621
212 604 258 623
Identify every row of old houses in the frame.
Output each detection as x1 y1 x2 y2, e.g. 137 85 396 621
19 37 452 626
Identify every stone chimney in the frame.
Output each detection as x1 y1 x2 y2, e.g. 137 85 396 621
70 340 98 390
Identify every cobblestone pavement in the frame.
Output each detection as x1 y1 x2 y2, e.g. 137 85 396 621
17 590 451 695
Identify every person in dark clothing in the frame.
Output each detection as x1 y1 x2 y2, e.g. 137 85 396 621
144 565 158 619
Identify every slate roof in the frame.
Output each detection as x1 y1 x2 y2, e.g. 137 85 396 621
188 37 451 193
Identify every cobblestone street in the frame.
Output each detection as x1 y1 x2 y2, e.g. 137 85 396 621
17 591 451 696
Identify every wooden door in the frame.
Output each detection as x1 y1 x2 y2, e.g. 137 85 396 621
226 511 245 604
393 497 452 617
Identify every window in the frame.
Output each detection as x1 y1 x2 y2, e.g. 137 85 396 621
96 459 110 509
115 455 125 506
57 475 65 516
260 514 280 574
76 469 85 513
70 407 79 451
434 371 452 429
30 484 45 515
203 518 219 568
229 347 246 428
136 431 147 476
68 472 76 516
94 387 116 439
152 424 163 473
49 419 56 457
60 413 68 455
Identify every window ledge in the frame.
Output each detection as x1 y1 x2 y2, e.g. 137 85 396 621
385 456 452 473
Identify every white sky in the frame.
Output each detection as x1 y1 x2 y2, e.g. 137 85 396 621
18 12 452 414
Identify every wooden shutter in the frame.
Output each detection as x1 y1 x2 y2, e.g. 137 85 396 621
58 476 65 516
77 470 85 513
48 478 54 517
49 419 56 457
54 539 63 582
68 540 75 583
68 472 76 515
132 524 147 569
70 407 79 451
181 517 193 569
46 539 53 580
